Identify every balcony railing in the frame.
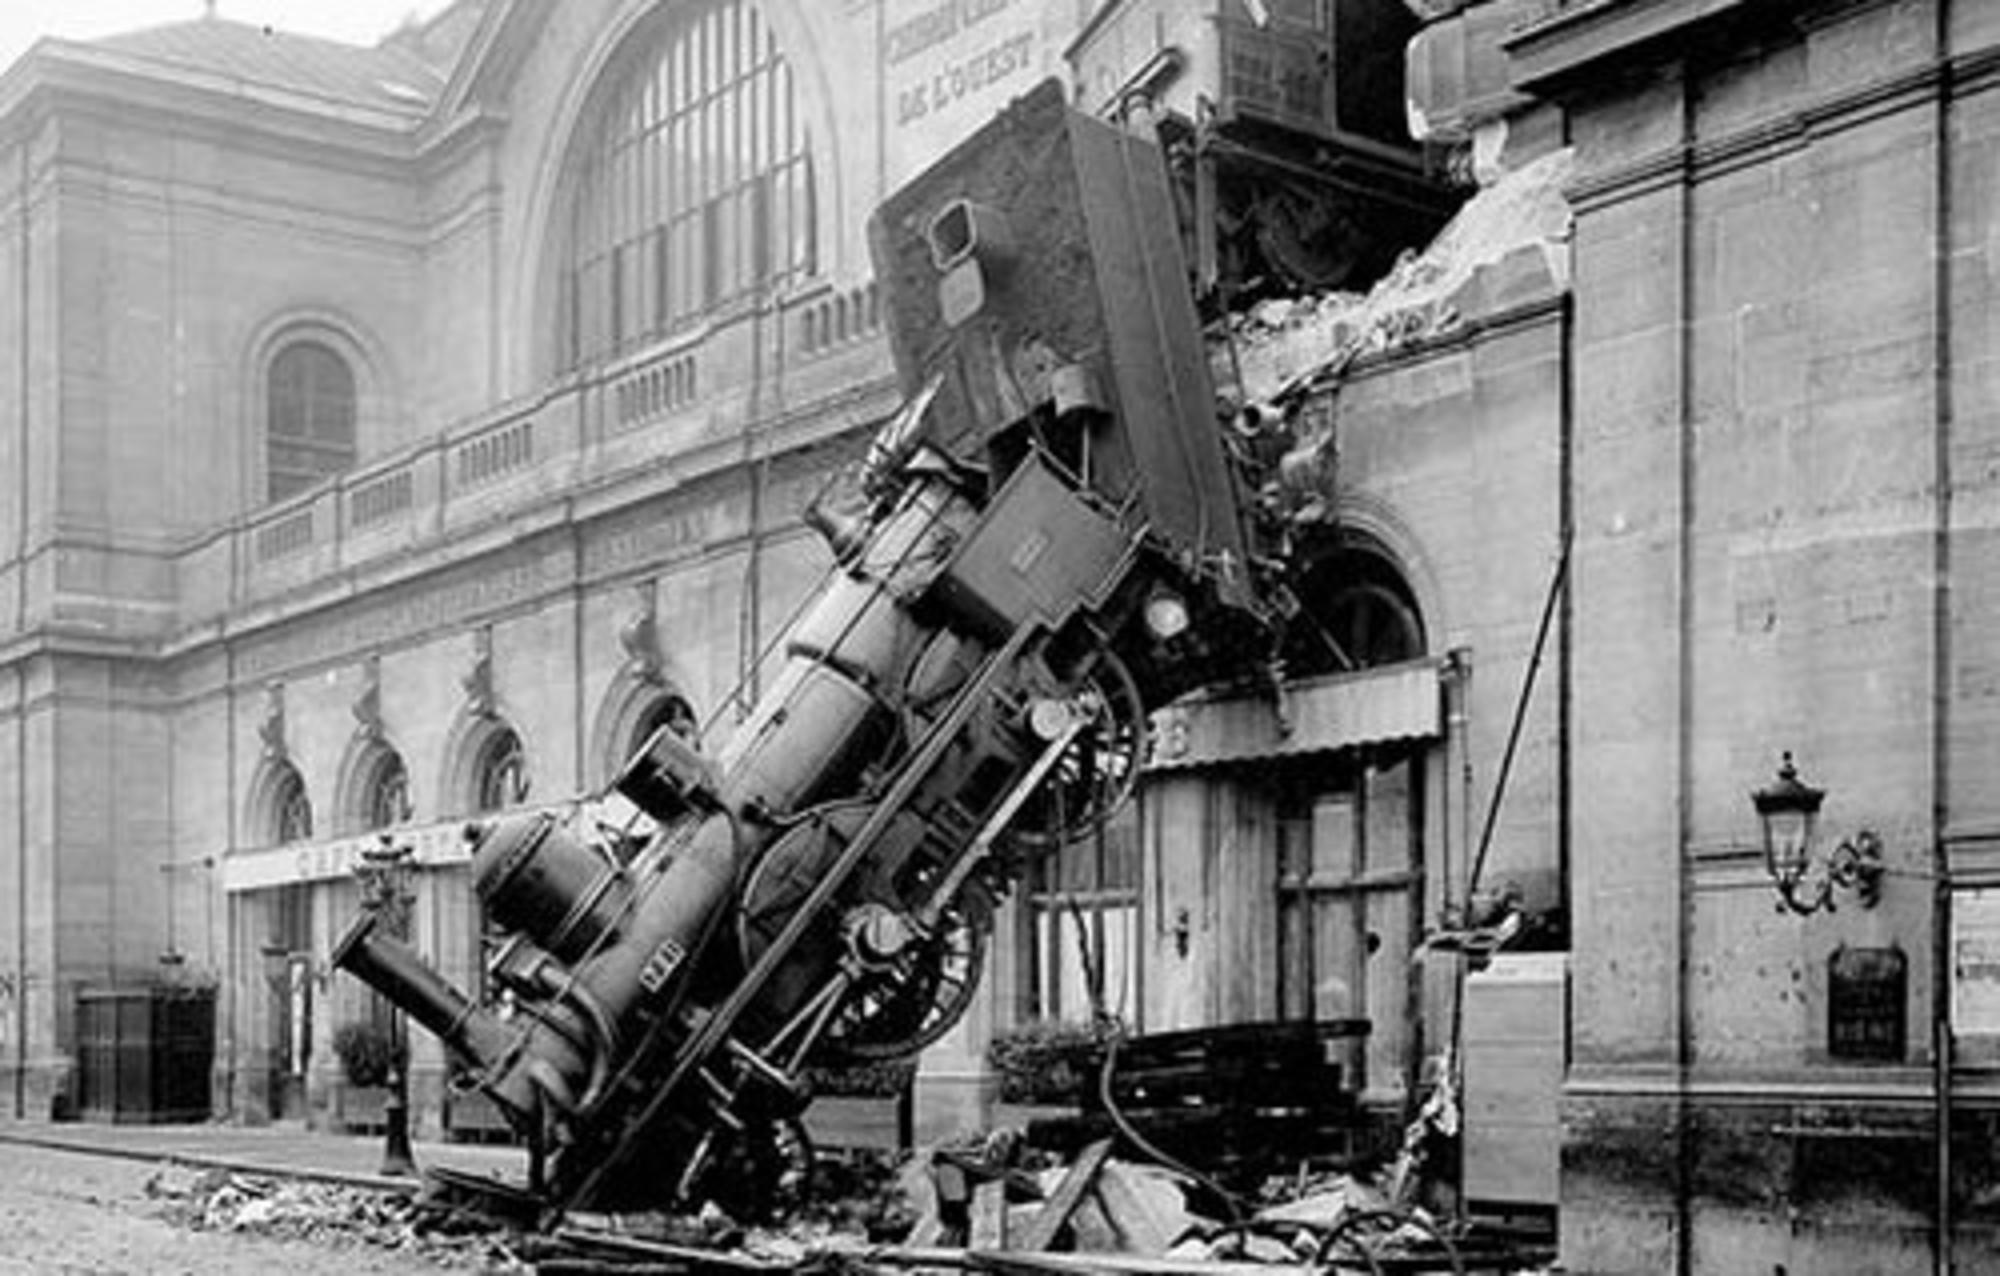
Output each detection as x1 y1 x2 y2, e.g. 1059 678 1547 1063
182 286 899 636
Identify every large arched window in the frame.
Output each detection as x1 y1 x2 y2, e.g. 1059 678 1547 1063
267 340 357 502
558 0 816 370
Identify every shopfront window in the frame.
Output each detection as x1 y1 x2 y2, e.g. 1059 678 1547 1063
1023 810 1139 1024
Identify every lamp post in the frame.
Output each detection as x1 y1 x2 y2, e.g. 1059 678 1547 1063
1750 752 1885 916
355 835 417 1176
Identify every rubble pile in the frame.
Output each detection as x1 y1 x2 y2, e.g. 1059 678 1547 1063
1216 146 1575 406
831 1129 1553 1275
144 1164 532 1271
137 1132 1555 1273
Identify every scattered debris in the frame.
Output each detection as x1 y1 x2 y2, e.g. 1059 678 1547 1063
144 1164 531 1270
142 1128 1555 1274
1216 145 1575 406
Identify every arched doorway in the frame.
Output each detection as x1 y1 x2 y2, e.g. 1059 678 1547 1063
1128 533 1439 1129
1273 538 1430 1105
252 759 316 1121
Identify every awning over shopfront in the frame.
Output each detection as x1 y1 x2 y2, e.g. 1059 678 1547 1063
220 819 478 893
1146 658 1441 772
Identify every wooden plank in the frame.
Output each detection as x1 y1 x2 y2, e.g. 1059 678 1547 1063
1012 1138 1113 1252
1092 1161 1180 1255
1067 1195 1121 1253
970 1178 1009 1252
969 1251 1320 1275
553 1227 791 1271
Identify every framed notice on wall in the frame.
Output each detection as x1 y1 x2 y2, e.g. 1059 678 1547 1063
1827 945 1906 1062
1954 888 2000 1045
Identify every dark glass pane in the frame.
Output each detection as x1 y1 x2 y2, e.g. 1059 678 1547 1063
364 753 409 831
474 730 527 813
274 766 313 845
267 341 355 502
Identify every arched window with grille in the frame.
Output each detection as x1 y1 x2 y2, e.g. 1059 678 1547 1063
266 339 357 503
472 728 529 813
557 0 816 370
361 750 411 831
269 761 314 845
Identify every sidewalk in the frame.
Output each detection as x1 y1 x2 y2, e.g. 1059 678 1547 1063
0 1117 532 1194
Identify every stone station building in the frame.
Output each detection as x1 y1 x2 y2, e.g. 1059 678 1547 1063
4 0 2000 1271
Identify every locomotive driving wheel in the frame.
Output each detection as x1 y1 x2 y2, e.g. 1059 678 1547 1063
1008 647 1147 849
737 805 996 1063
823 878 992 1060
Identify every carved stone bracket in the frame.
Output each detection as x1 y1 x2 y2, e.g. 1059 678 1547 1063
463 627 496 719
619 581 665 686
353 655 384 741
258 682 287 760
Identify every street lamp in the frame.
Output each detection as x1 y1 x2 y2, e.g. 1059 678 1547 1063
1750 752 1885 916
355 834 418 1176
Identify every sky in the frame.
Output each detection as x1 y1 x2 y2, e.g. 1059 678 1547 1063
0 1 459 75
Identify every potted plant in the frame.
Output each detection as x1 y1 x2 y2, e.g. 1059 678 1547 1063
987 1019 1110 1113
331 1019 403 1132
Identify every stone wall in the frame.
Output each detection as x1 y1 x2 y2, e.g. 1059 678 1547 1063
1521 0 2000 1268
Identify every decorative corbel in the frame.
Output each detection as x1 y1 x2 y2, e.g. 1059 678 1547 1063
352 655 384 741
619 581 665 686
463 627 496 719
258 682 287 760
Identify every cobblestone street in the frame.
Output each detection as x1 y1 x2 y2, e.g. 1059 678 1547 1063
0 1141 483 1275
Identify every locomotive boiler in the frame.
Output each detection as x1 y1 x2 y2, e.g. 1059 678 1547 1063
332 80 1284 1219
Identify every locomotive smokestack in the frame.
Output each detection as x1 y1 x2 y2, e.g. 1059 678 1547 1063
331 911 518 1087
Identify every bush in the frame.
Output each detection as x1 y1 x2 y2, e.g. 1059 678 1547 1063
986 1020 1110 1106
331 1020 404 1088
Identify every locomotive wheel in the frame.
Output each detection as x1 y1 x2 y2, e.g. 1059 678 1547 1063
693 1113 815 1223
824 880 992 1060
1009 648 1146 849
738 806 995 1062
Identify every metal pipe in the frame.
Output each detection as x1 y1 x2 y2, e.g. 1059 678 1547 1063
330 912 515 1081
1930 6 1957 1270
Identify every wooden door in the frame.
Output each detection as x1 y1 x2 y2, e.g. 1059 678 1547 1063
1276 754 1422 1102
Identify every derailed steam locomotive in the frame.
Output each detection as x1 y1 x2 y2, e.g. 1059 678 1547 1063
333 80 1292 1218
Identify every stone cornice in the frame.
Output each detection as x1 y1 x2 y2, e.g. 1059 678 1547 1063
1566 45 2000 214
1505 0 1774 96
1565 1062 1947 1105
0 45 427 157
426 0 548 146
1338 289 1571 385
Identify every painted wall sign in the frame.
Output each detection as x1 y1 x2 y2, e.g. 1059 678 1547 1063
1827 944 1906 1063
882 0 1074 185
